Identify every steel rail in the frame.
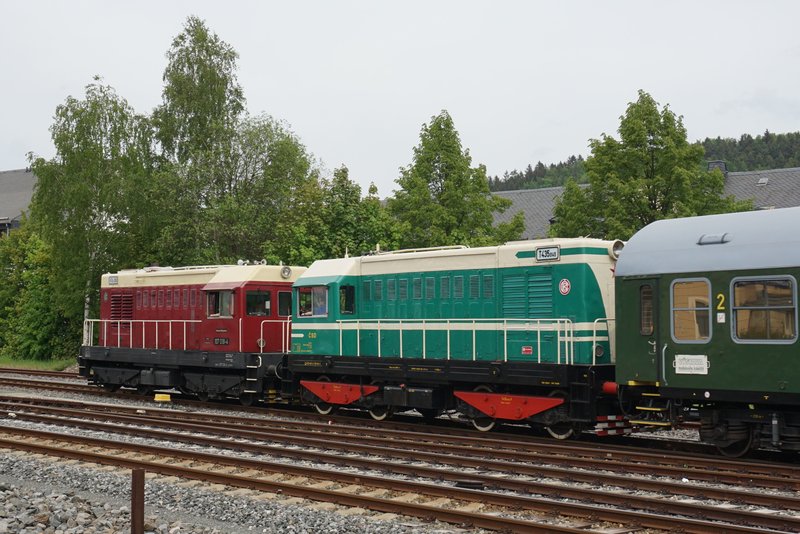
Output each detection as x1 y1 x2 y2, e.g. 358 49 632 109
0 426 787 534
4 404 800 525
1 396 796 491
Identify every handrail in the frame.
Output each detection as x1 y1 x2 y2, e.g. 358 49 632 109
592 317 615 365
258 319 293 353
330 317 610 364
84 319 201 351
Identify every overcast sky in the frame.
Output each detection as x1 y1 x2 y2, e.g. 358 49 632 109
2 1 799 196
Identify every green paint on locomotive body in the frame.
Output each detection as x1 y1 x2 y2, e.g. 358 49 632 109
292 239 620 366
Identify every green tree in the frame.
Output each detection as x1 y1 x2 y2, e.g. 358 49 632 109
29 80 156 323
154 15 244 170
551 91 750 239
0 222 80 360
319 166 402 258
151 16 247 264
389 110 523 248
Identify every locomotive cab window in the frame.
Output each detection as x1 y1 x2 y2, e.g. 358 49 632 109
298 286 328 317
732 277 797 343
340 285 355 314
246 290 271 316
671 279 711 343
278 291 292 317
207 290 234 317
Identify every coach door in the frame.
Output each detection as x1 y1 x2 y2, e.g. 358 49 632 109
617 279 660 383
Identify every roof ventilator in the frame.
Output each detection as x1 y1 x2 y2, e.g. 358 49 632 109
697 232 731 246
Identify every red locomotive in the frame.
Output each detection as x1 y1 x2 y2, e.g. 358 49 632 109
84 263 305 402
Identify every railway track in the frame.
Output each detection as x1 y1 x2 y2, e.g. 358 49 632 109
1 395 798 532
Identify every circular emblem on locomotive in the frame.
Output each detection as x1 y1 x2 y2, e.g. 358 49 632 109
559 278 571 296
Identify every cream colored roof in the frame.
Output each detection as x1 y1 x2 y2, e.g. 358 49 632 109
102 264 306 289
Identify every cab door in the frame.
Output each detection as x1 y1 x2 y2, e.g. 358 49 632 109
617 278 660 383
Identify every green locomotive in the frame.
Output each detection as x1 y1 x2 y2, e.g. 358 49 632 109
287 238 626 436
616 207 800 455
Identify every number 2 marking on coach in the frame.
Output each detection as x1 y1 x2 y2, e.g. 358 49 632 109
716 293 725 311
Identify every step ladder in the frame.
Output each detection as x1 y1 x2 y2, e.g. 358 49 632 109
628 392 673 428
243 354 262 394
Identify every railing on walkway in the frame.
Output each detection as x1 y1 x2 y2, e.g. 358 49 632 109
334 317 613 365
84 317 294 354
84 319 202 351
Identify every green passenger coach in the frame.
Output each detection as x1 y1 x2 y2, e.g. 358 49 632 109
288 238 627 436
615 207 800 455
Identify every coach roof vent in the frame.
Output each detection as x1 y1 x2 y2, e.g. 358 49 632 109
697 232 731 245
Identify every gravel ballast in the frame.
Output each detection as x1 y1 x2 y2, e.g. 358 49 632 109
0 452 462 534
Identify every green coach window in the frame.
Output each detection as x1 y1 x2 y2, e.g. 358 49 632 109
732 277 796 342
671 279 710 343
640 285 654 336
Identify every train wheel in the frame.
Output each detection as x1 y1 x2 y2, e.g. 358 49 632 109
716 424 754 458
136 385 153 396
102 384 120 393
313 376 336 416
545 422 575 440
470 385 496 432
544 390 574 439
368 405 392 421
196 391 210 402
239 393 255 407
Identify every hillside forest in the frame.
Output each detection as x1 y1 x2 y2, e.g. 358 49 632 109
490 131 800 192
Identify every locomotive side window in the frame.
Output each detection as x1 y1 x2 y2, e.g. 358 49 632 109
732 277 797 342
207 290 234 317
278 291 292 317
136 291 142 310
246 290 271 316
469 275 480 299
362 280 371 301
399 279 408 300
374 280 383 301
640 285 654 336
671 279 711 343
413 278 422 299
454 276 464 299
483 275 494 299
143 291 149 308
298 286 328 317
425 277 435 299
151 290 156 308
387 279 396 300
340 285 355 314
441 276 450 299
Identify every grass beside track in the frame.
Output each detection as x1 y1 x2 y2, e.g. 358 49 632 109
0 356 75 371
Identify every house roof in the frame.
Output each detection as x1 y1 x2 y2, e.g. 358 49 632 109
492 166 800 238
493 186 566 239
0 168 36 222
723 167 800 210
